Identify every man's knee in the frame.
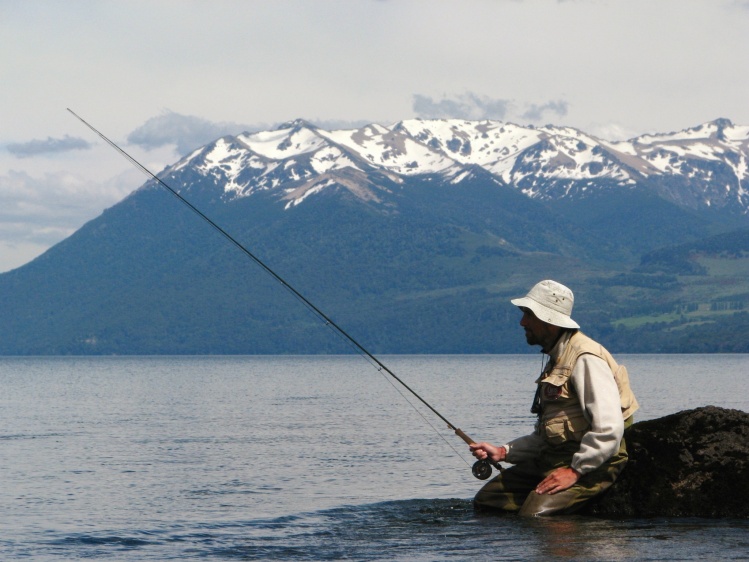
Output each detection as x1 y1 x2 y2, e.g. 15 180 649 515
473 473 531 513
517 475 616 516
518 490 580 516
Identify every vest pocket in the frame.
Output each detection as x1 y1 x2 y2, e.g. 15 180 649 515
542 420 568 445
542 415 589 445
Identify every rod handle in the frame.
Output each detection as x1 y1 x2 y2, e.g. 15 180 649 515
454 428 475 445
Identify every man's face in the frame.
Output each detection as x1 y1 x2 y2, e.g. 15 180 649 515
519 307 561 351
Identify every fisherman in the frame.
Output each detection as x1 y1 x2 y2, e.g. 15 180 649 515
470 280 638 516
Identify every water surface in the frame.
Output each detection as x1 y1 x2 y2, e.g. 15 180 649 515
1 354 747 560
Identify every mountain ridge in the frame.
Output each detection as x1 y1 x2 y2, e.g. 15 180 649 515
1 117 749 355
158 117 749 216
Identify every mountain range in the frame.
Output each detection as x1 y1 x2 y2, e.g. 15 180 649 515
1 117 748 354
171 116 749 211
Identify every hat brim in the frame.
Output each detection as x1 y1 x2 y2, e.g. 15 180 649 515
511 296 580 329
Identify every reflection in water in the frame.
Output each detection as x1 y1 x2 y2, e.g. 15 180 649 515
530 516 631 560
232 499 749 561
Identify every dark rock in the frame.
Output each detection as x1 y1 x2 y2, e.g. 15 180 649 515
584 406 749 518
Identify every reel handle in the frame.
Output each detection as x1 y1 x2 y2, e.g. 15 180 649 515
453 428 504 480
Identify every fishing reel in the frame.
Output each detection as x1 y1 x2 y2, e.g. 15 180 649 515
472 458 503 480
453 428 504 480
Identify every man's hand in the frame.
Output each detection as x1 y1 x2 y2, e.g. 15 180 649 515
535 467 581 495
469 442 506 464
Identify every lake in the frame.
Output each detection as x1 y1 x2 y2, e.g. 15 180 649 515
1 354 747 560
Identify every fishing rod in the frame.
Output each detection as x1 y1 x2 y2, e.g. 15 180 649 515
67 108 502 480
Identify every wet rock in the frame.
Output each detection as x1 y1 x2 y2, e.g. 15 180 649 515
584 406 749 518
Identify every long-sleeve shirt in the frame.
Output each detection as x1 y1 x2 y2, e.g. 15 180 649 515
503 333 625 475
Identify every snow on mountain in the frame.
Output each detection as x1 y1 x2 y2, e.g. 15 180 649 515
320 123 459 175
393 119 544 181
159 117 749 214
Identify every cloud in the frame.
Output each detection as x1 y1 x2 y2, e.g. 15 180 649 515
306 118 374 131
587 122 641 142
126 111 260 155
521 100 569 122
413 92 570 125
0 169 131 248
7 135 92 158
126 112 379 155
413 93 511 121
0 140 163 271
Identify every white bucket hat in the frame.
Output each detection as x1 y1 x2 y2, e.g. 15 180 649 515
510 280 580 329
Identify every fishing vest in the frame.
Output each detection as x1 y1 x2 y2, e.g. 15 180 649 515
535 331 639 445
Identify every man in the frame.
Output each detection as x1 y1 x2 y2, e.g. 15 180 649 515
470 279 638 516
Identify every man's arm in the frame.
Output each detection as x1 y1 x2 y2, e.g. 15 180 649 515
569 354 624 474
469 432 544 464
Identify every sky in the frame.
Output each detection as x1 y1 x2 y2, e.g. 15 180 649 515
1 0 748 273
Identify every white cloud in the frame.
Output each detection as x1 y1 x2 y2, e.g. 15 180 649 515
0 165 137 271
0 240 51 273
521 101 569 123
413 93 511 121
6 135 92 158
126 111 259 155
412 92 569 125
587 122 643 142
124 111 374 156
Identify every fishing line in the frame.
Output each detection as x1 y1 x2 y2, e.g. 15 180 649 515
68 108 502 479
